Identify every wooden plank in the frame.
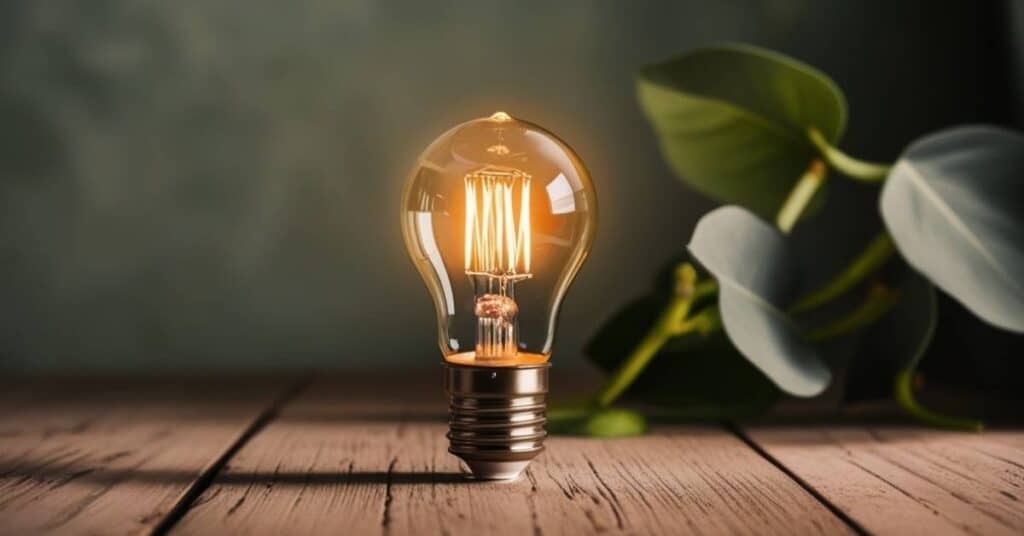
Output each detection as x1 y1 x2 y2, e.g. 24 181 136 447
169 376 439 534
0 377 294 535
743 426 1024 536
174 376 851 535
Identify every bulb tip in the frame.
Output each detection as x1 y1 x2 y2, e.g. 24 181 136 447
489 111 512 122
460 459 530 481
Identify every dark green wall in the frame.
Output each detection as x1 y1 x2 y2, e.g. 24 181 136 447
0 0 1017 370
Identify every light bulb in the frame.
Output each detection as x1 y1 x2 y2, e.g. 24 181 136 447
402 111 597 479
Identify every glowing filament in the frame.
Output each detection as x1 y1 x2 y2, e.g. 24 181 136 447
464 167 531 360
464 168 532 277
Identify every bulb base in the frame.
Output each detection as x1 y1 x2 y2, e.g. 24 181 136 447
443 360 549 480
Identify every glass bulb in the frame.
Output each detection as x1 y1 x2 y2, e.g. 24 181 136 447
402 112 597 367
401 111 596 480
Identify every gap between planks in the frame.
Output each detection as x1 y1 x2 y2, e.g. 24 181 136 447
149 376 313 535
740 425 1024 535
727 423 870 536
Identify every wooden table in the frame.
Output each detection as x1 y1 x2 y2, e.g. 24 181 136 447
1 374 1021 535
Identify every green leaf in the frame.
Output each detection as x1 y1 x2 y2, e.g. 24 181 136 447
880 126 1024 333
586 295 780 419
637 43 846 218
548 408 647 437
688 206 830 396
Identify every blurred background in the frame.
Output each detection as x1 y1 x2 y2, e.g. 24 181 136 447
1 0 1021 373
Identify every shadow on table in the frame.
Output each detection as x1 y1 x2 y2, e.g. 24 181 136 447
279 410 447 424
0 461 486 486
215 471 481 485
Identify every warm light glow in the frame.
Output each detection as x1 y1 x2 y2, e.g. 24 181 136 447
445 351 548 367
402 111 595 367
464 167 532 278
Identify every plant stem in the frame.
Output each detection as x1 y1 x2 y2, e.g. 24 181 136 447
775 159 827 233
894 370 984 431
791 232 896 314
691 279 718 304
807 283 899 341
595 296 690 407
675 305 721 336
808 127 891 183
595 263 709 408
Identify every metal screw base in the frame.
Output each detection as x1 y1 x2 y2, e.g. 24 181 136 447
444 361 549 480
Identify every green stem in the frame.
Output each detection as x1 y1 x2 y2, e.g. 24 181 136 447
672 305 721 336
775 159 827 233
807 283 899 341
691 279 718 304
595 295 690 408
808 127 891 183
791 232 896 314
595 263 711 408
894 370 984 431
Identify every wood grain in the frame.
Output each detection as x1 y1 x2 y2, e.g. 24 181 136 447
744 426 1024 536
174 376 852 535
0 377 292 535
8 374 1020 535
